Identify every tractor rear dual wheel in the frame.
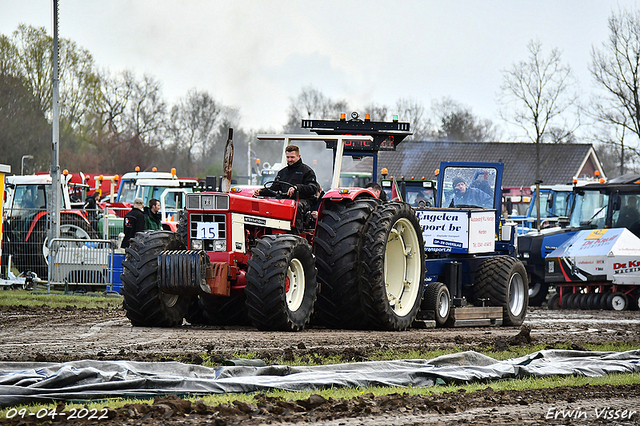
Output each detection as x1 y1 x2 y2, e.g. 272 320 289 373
313 199 379 329
359 202 425 330
245 235 318 331
121 231 191 327
473 256 529 326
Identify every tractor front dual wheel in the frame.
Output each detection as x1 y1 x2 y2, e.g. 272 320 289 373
245 235 318 331
121 231 190 327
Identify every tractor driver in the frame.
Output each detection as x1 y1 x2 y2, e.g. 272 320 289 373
253 145 320 232
448 177 493 208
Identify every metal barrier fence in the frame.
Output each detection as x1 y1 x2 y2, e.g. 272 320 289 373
49 238 115 292
1 207 123 284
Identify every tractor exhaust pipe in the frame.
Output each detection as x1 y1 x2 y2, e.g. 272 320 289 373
221 128 234 193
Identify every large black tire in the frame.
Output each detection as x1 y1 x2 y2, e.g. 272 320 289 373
473 256 529 326
547 293 561 310
360 202 426 330
528 282 549 306
423 282 451 327
199 290 250 326
313 199 379 329
245 235 318 331
121 231 190 327
15 214 98 279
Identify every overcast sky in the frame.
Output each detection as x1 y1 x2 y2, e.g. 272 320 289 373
1 1 639 137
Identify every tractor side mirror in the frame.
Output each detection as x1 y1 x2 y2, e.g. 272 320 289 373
546 192 554 211
612 194 621 211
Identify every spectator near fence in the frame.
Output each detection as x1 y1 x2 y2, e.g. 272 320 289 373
144 198 162 231
121 198 145 248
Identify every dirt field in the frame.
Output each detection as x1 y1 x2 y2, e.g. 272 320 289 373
1 305 639 425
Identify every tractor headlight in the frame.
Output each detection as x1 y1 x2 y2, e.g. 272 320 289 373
214 240 226 252
521 252 529 259
191 239 203 250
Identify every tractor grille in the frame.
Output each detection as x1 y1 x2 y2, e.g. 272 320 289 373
189 213 227 251
186 193 229 210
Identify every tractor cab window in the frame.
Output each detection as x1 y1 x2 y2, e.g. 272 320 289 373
119 181 137 203
613 193 640 231
441 166 497 209
12 184 46 211
570 190 609 228
406 186 435 207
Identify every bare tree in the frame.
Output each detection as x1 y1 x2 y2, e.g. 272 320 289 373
123 73 167 147
431 97 500 142
499 40 579 181
395 98 432 141
285 86 348 132
168 89 223 176
590 8 640 175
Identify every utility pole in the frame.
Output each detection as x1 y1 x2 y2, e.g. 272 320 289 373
49 0 61 282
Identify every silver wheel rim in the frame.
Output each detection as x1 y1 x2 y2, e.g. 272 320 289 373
162 293 179 308
286 258 305 312
509 272 526 317
529 282 541 297
384 217 422 317
438 289 450 319
42 223 93 264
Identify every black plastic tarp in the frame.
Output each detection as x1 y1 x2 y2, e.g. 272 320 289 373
1 349 639 407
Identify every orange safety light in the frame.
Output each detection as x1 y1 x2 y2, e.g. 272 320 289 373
340 113 346 121
573 178 578 184
381 168 389 177
171 168 177 176
62 169 68 176
389 176 394 180
364 114 371 122
135 166 140 172
594 170 600 177
400 176 404 180
152 167 158 172
410 176 415 180
600 178 606 183
421 176 425 180
114 175 119 181
256 158 260 164
98 175 104 181
434 169 439 176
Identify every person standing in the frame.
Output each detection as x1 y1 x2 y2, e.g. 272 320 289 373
144 198 162 230
122 198 146 248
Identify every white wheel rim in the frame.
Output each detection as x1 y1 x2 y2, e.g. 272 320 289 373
611 294 626 311
384 217 422 317
286 258 305 312
42 223 93 264
438 289 450 319
509 272 526 317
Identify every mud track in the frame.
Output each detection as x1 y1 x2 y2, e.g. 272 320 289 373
0 305 639 425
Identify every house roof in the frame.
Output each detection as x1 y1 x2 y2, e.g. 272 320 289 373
364 141 605 188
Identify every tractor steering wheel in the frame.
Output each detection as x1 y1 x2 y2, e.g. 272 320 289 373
262 180 296 198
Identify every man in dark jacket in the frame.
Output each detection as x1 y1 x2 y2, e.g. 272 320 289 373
253 145 320 231
144 198 162 230
122 198 146 248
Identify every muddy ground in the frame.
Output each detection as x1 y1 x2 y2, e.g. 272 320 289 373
1 305 639 425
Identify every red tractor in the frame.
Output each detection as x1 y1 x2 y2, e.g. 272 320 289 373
121 114 426 331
